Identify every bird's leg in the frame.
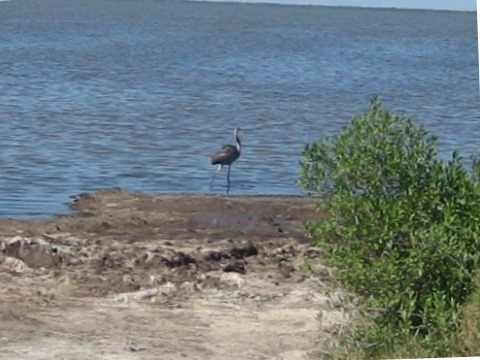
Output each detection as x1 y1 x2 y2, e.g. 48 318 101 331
226 165 231 194
210 164 223 189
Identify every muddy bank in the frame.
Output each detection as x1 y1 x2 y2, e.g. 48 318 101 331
0 189 348 360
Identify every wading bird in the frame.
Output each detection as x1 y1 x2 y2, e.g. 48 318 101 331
210 127 242 194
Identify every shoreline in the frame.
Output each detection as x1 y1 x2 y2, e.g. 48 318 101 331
0 188 345 359
0 188 316 221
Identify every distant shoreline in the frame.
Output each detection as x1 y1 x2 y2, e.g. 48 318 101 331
186 0 475 13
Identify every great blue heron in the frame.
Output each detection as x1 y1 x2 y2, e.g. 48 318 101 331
210 127 242 193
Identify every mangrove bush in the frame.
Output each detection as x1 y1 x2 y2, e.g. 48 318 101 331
300 95 480 357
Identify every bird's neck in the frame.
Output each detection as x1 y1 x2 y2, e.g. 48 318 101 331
235 134 241 152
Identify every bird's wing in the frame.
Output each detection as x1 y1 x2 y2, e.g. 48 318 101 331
211 145 237 164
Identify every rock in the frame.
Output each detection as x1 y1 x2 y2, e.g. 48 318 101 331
114 283 176 303
219 272 245 288
230 243 258 259
162 252 196 268
223 262 246 274
0 255 32 274
203 250 230 262
2 236 63 269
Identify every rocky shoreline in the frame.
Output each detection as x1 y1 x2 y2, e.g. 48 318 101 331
0 188 349 360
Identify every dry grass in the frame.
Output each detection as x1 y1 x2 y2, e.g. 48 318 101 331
454 272 480 356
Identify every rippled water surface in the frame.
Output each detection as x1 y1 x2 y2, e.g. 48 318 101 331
0 0 478 217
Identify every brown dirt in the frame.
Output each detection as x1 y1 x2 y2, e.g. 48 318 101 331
0 188 349 360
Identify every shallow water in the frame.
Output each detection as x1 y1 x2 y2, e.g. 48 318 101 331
0 0 478 217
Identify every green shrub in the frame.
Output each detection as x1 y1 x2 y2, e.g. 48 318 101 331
300 95 480 358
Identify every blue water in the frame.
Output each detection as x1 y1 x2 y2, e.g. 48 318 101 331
0 0 478 217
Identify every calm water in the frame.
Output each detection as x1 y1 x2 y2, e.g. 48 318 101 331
0 0 478 217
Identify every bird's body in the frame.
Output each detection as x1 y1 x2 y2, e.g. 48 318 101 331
210 127 242 193
211 144 240 166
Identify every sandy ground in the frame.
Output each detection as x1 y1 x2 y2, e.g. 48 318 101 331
0 188 349 360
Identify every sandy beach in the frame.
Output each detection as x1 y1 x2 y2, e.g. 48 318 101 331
0 188 348 360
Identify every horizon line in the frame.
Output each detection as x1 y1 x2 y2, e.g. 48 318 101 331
188 0 477 12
